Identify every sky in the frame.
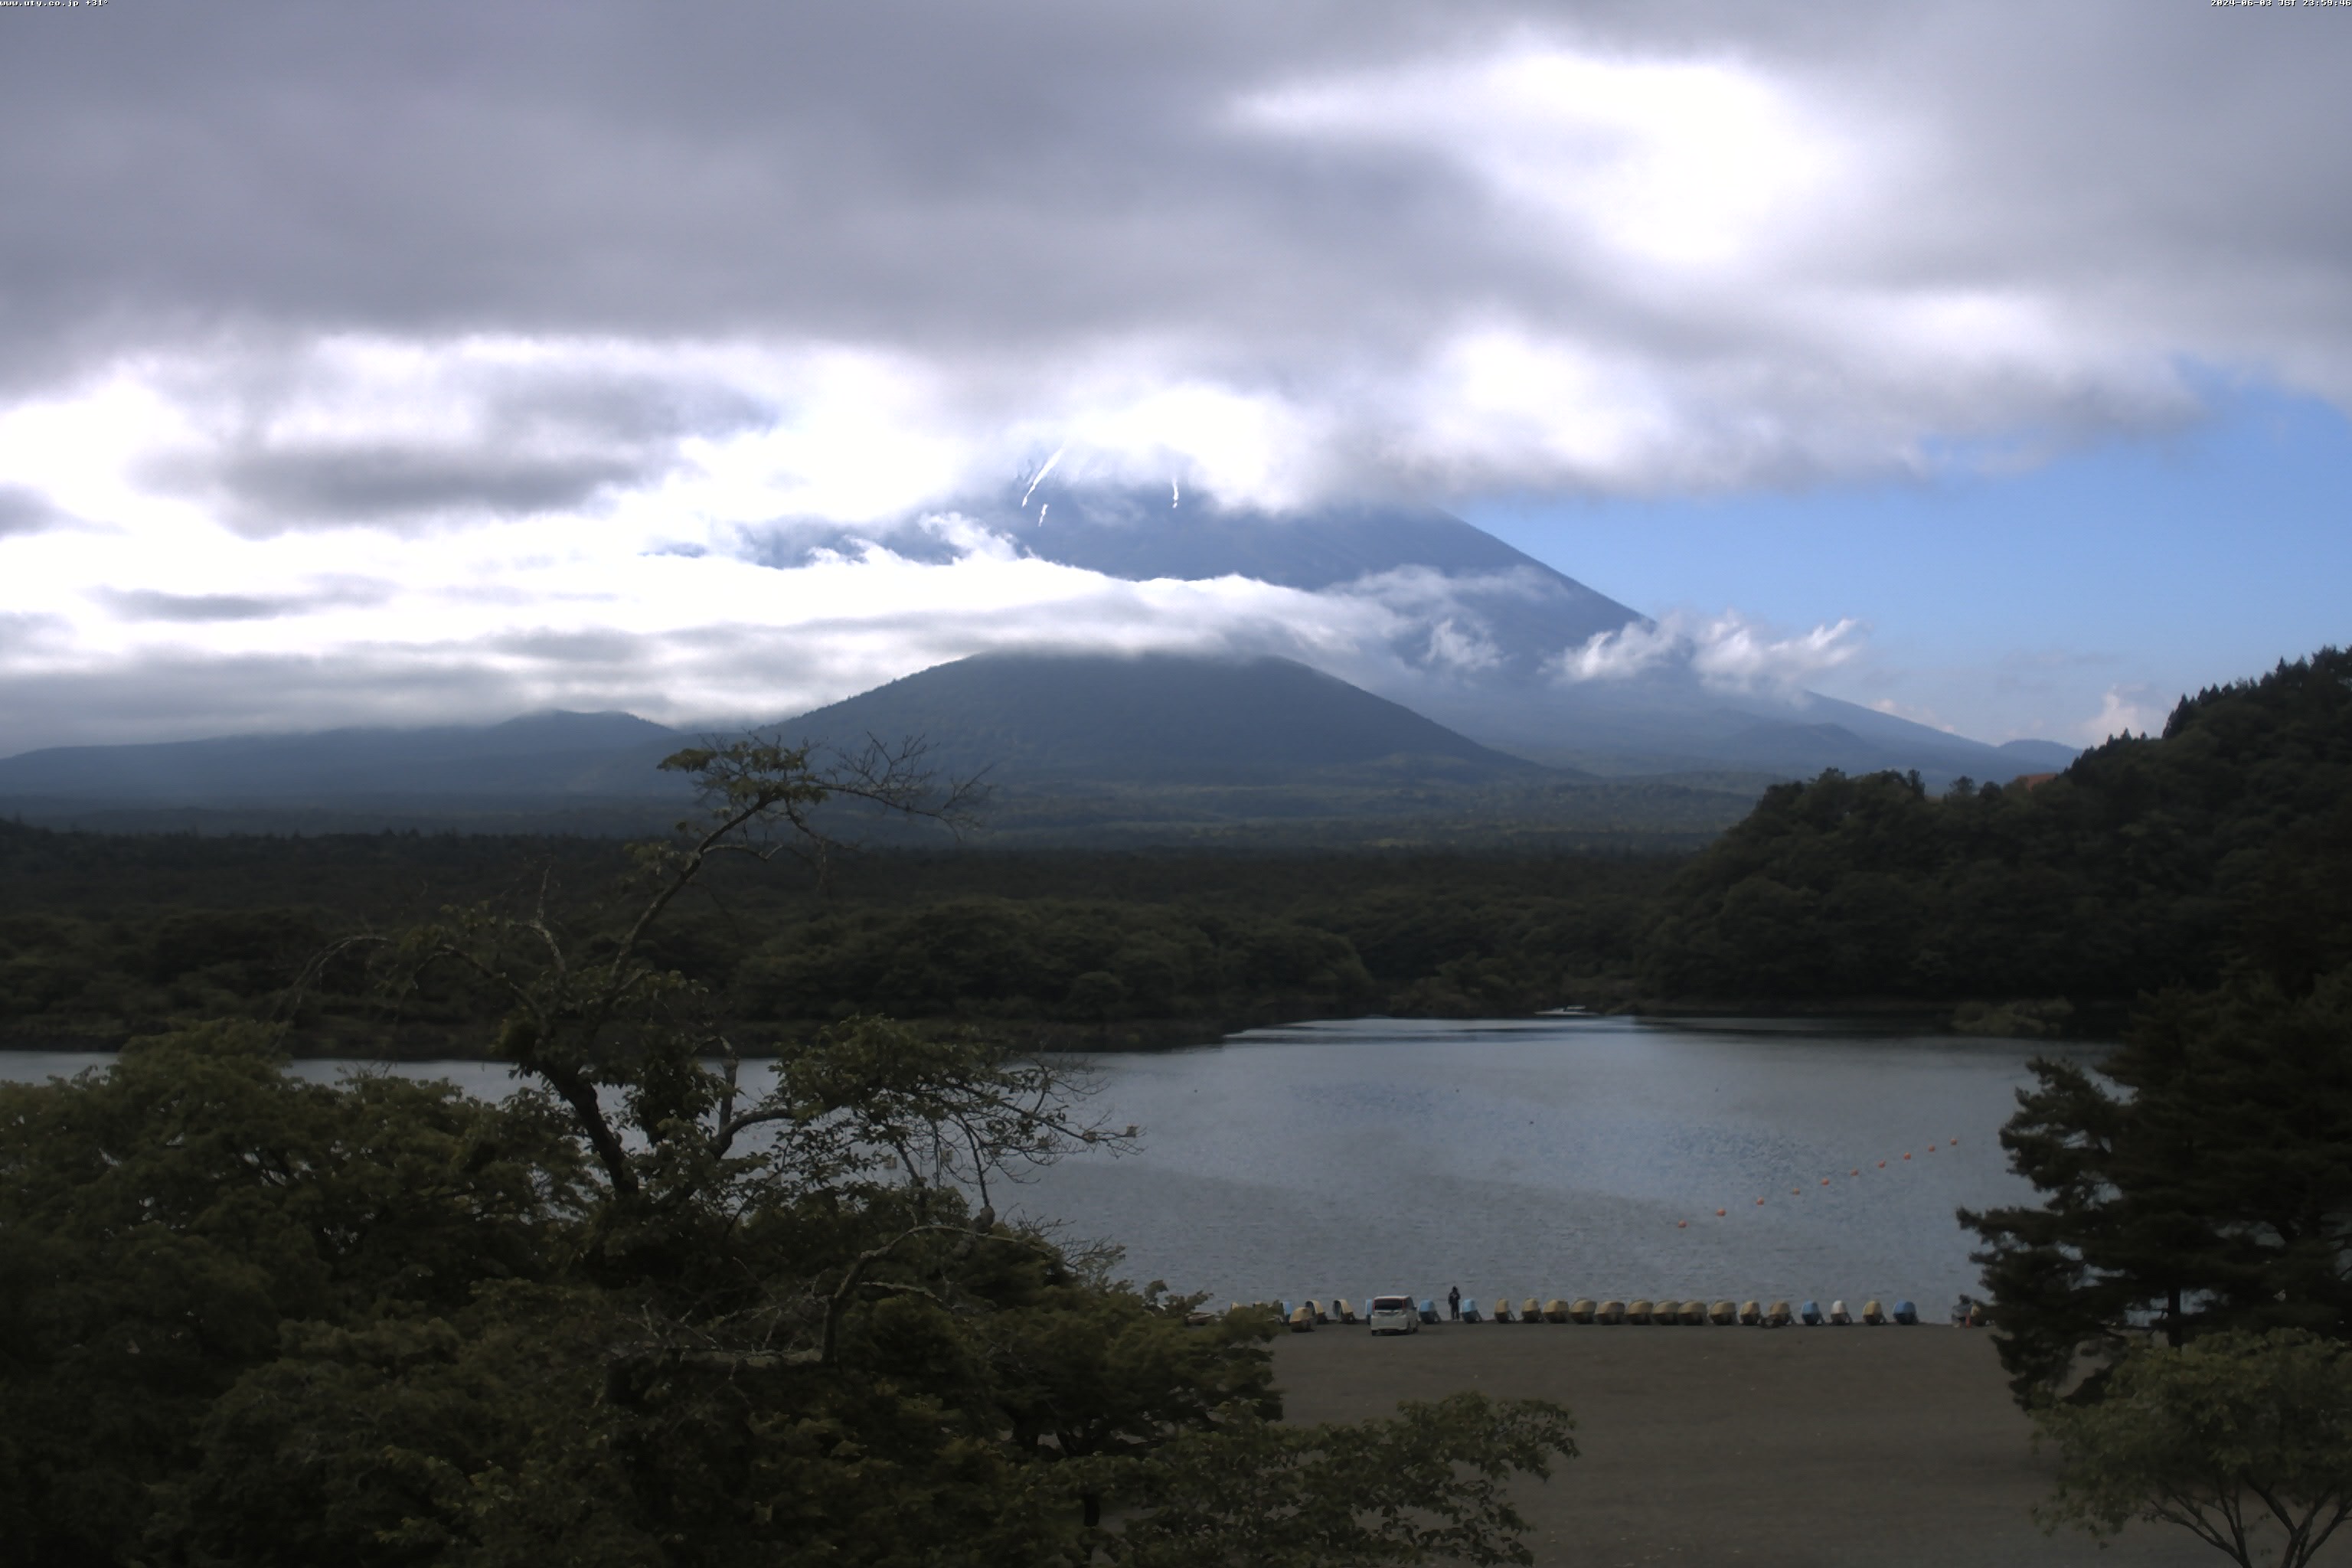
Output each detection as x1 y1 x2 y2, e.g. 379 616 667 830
2 0 2348 753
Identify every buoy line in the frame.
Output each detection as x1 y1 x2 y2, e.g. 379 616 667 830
1677 1137 1961 1227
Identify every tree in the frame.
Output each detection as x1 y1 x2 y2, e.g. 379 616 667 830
0 1021 588 1567
2 733 1579 1565
1960 968 2352 1404
1086 1392 1577 1567
2034 1330 2352 1568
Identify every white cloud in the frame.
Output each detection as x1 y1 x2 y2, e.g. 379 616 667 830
1553 617 1683 684
1553 609 1866 694
2 8 2347 747
1867 697 1959 736
1239 43 1858 276
1419 618 1502 675
2083 683 2168 744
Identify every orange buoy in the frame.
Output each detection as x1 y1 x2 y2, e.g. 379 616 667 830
1877 1160 1886 1168
1950 1137 1959 1145
1851 1168 1859 1176
1820 1178 1831 1185
1716 1207 1726 1216
1677 1220 1687 1228
1790 1187 1800 1194
1755 1197 1765 1205
1903 1153 1912 1160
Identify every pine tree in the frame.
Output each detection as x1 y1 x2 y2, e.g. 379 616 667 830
1962 969 2352 1404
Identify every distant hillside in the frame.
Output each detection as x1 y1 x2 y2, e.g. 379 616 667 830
779 651 1553 787
1996 737 2082 771
0 710 686 805
0 658 1767 845
1641 646 2352 1011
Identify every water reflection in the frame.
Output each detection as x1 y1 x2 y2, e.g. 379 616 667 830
0 1016 2092 1313
1006 1016 2092 1312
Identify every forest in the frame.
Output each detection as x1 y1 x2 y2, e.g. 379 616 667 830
0 740 1582 1565
5 652 2351 1564
0 831 1671 1055
1642 647 2352 1021
2 646 2347 1053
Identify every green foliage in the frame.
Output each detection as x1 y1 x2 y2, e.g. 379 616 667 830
0 741 1579 1565
1086 1391 1578 1567
1645 648 2352 1006
734 897 1374 1024
1962 965 2352 1404
2035 1330 2352 1568
0 821 1677 1050
0 1021 587 1566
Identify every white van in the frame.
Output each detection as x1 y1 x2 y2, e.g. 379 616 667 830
1367 1295 1419 1335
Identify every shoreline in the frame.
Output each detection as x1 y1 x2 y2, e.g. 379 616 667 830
0 1002 2103 1061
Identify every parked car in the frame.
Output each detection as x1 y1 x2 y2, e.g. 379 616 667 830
1367 1295 1419 1335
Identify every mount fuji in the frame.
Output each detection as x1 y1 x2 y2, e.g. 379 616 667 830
841 481 2066 784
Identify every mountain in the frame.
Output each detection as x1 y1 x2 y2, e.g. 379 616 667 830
0 710 687 804
778 651 1549 787
2 657 1723 845
917 482 2073 784
1998 737 2083 771
0 494 2083 835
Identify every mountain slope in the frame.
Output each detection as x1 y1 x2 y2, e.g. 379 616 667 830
779 651 1550 787
0 710 685 802
930 483 2073 783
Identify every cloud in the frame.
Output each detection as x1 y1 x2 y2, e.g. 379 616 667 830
0 5 2344 510
1554 609 1866 694
2083 682 2170 744
122 337 777 535
0 508 1416 750
1420 619 1503 675
0 485 72 538
93 579 392 624
95 590 322 625
1867 697 1958 736
0 3 2347 743
1236 42 1855 276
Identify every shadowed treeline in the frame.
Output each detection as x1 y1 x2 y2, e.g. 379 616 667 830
4 646 2348 1054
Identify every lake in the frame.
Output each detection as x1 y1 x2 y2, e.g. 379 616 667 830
0 1015 2082 1315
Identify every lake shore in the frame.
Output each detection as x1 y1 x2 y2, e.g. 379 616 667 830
1272 1323 2208 1567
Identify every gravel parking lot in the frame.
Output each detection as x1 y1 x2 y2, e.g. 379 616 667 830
1272 1323 2218 1567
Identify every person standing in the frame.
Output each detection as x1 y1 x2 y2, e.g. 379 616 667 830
1447 1285 1461 1321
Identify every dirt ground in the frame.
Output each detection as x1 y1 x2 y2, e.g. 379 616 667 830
1272 1321 2223 1568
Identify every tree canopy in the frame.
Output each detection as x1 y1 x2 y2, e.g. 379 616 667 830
0 735 1576 1566
1644 647 2352 1009
2034 1330 2352 1568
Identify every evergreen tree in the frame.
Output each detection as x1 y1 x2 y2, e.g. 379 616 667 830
1963 966 2352 1401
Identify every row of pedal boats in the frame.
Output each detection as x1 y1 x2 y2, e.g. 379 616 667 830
1270 1297 1922 1328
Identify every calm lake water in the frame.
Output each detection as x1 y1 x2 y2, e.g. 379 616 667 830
1 1016 2084 1315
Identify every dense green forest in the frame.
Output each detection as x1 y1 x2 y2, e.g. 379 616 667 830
1642 647 2352 1019
0 742 1579 1563
4 645 2347 1051
0 825 1671 1054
